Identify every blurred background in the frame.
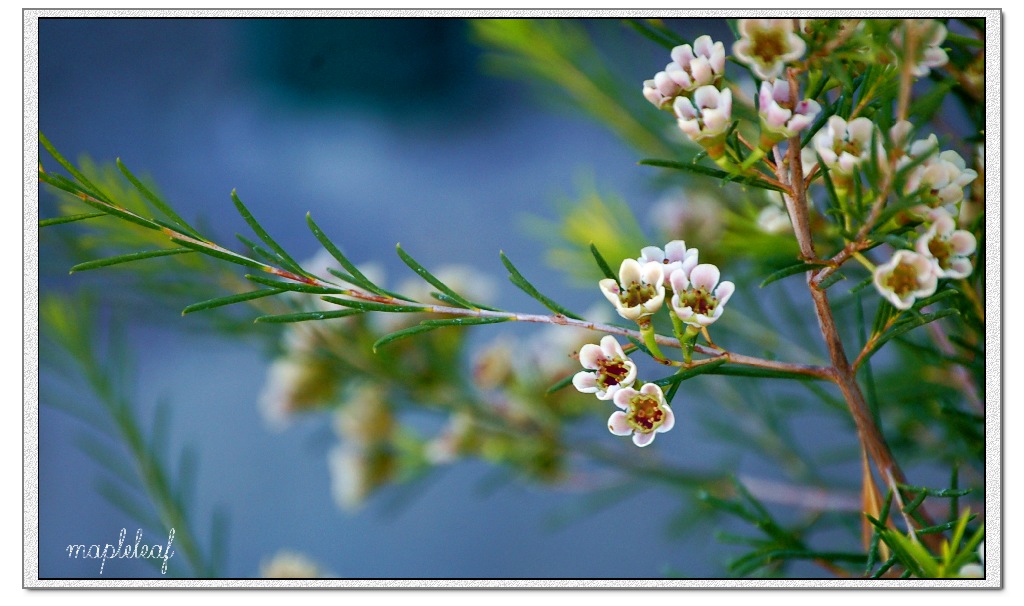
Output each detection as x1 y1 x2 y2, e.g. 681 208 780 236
36 17 981 579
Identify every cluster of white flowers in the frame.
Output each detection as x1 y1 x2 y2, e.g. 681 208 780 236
571 333 675 448
576 241 736 447
599 240 735 329
733 19 807 81
892 19 950 77
645 21 819 158
873 122 978 309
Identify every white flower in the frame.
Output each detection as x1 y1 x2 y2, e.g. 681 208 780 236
757 205 792 234
903 142 978 213
915 209 977 279
893 20 949 77
758 80 821 142
648 190 725 243
572 335 638 401
958 540 984 578
643 35 726 109
669 264 736 327
638 240 700 280
811 115 881 176
873 250 938 310
733 19 807 81
261 551 328 578
257 356 337 430
609 383 676 447
328 445 372 511
424 412 475 465
599 259 666 322
674 86 733 144
333 383 394 447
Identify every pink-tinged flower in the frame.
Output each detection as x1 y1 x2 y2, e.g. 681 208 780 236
915 209 977 279
669 263 735 327
599 259 666 322
893 19 949 78
572 335 638 401
609 383 675 447
638 240 700 280
643 35 726 109
733 19 807 81
873 250 938 310
758 80 821 144
811 115 881 176
903 143 978 213
674 86 733 143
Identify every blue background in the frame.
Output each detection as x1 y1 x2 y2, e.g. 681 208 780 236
37 17 847 579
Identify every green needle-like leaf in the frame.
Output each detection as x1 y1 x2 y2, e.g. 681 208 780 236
321 296 428 313
760 261 831 288
419 317 509 327
116 158 202 238
40 132 110 202
69 248 193 273
372 324 439 352
181 288 284 315
500 251 584 320
396 244 498 310
39 212 107 228
639 159 787 192
170 237 266 270
244 274 342 295
230 190 304 275
254 309 365 323
545 373 577 395
589 242 618 281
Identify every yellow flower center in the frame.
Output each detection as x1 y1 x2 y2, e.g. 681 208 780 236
678 286 719 316
596 358 630 391
627 394 667 434
750 28 787 64
885 261 921 297
928 237 953 268
619 280 658 309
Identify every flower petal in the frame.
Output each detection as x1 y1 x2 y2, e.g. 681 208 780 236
613 387 635 410
714 280 736 307
657 405 675 433
633 431 657 447
618 258 643 285
578 343 606 370
608 411 632 436
688 263 721 291
572 371 599 393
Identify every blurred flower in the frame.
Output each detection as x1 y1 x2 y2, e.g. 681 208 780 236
958 541 985 578
260 550 329 578
668 263 735 327
733 19 806 81
893 19 949 77
903 142 978 214
599 259 666 322
757 205 792 234
333 383 394 448
328 444 395 512
424 412 476 465
648 190 725 243
643 35 726 109
757 80 821 146
674 86 733 146
873 250 938 310
637 240 700 281
472 336 516 390
572 335 638 401
810 115 881 176
915 209 977 279
258 356 338 431
609 383 675 447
